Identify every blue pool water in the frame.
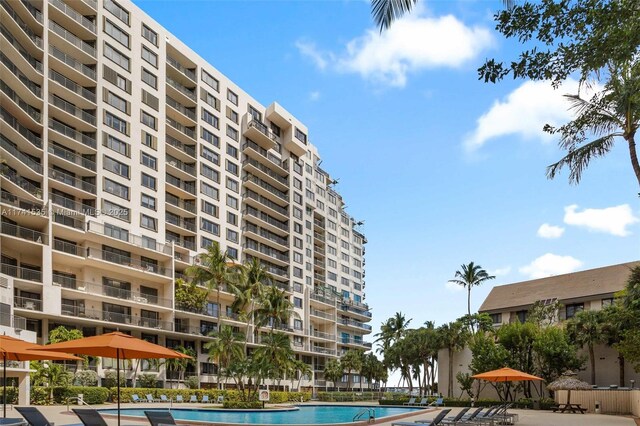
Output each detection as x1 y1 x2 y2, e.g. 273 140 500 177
100 405 423 424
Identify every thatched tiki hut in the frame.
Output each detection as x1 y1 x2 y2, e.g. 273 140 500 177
547 371 592 404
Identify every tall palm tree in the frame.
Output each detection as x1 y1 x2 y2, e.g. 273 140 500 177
254 332 294 388
546 62 640 188
253 286 298 333
186 243 242 327
289 358 312 391
341 349 363 391
230 258 270 348
324 358 343 391
448 262 495 326
204 325 244 389
438 320 469 398
566 310 605 385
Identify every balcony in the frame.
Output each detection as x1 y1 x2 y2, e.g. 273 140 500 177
166 117 195 140
311 346 335 356
85 247 171 278
174 303 217 317
243 190 288 221
166 95 196 122
48 168 96 195
48 144 96 173
0 51 41 102
0 22 43 74
166 55 196 82
52 212 85 230
0 314 27 331
166 135 196 159
165 193 196 215
0 134 43 175
165 212 196 233
49 69 96 106
86 221 172 255
0 106 42 150
55 275 171 308
243 174 288 205
60 305 173 331
0 190 43 214
338 303 372 318
242 140 288 176
310 309 335 321
166 173 196 196
243 206 288 236
166 154 196 177
1 221 47 245
243 222 288 250
49 94 96 127
0 263 42 282
48 19 95 59
48 118 96 150
50 192 96 216
311 330 335 341
1 0 43 50
0 166 42 199
243 239 289 266
166 76 196 103
242 114 278 150
49 0 96 36
340 319 373 331
14 296 42 311
0 80 41 125
19 0 43 24
49 44 96 82
314 218 325 229
246 256 288 280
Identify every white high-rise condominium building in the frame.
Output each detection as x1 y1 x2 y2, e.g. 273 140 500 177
0 0 371 389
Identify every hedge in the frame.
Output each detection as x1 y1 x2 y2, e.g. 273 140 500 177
53 387 110 404
223 401 263 409
317 391 381 402
114 388 311 404
0 387 18 405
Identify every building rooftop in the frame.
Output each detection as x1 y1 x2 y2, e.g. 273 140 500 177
479 261 639 312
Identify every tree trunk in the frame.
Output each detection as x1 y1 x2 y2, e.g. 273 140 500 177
448 348 454 398
626 135 640 188
589 344 596 385
619 354 625 387
467 287 471 319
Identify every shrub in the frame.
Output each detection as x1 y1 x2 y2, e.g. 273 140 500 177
102 370 125 388
317 391 378 402
53 386 110 404
136 374 159 388
30 387 50 405
0 387 18 405
184 376 200 390
223 400 263 409
74 370 99 387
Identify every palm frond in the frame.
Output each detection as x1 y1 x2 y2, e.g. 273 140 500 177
546 134 617 184
371 0 418 32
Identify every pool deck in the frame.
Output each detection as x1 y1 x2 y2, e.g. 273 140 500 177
6 403 638 426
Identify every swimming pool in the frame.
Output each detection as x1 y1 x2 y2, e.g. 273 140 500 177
100 405 425 425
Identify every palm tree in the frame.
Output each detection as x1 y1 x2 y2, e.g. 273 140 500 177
438 320 469 398
448 262 495 327
546 63 640 188
186 243 242 327
254 332 295 389
204 325 244 389
324 359 343 391
566 310 605 385
230 258 270 348
290 359 312 391
253 286 298 333
341 349 363 391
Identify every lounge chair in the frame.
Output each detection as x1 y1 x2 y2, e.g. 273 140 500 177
146 394 156 403
144 410 177 426
16 407 54 426
201 395 210 403
159 394 169 403
441 407 470 425
427 397 444 407
189 395 197 403
175 395 184 403
131 394 141 403
72 408 108 426
217 395 224 403
392 409 451 426
403 397 417 406
416 398 429 406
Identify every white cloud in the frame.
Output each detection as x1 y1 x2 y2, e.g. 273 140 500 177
445 281 465 292
309 91 321 102
519 253 583 279
537 223 565 239
490 266 512 276
564 204 639 237
296 10 493 87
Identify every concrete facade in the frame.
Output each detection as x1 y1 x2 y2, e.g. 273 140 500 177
0 0 371 389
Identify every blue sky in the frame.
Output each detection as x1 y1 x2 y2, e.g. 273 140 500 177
135 0 639 341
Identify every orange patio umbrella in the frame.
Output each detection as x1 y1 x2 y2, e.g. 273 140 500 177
42 332 192 426
0 335 81 418
472 367 543 382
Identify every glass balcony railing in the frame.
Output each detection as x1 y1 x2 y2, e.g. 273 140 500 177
0 23 43 72
49 0 96 33
49 45 96 80
166 135 196 158
48 168 96 194
0 134 43 174
166 55 196 81
1 1 43 49
48 118 97 149
0 80 41 123
0 263 42 282
49 94 96 126
49 69 96 104
0 51 42 97
0 106 42 149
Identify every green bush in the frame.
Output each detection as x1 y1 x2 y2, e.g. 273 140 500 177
114 388 310 405
53 386 110 404
74 370 99 387
318 391 379 402
30 387 51 405
136 374 159 389
102 370 125 388
184 376 200 390
0 387 18 405
223 400 263 409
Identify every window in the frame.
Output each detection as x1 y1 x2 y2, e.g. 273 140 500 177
293 268 303 278
226 160 238 176
201 200 218 217
328 259 337 268
103 133 129 156
226 195 238 209
105 111 128 135
565 303 584 319
227 212 237 226
202 70 219 91
226 144 238 159
201 218 219 235
141 68 157 89
226 126 238 141
104 43 129 71
201 236 214 249
200 164 219 182
202 109 219 129
601 298 614 308
105 90 128 113
104 18 129 48
226 107 238 124
227 229 238 243
295 128 307 144
141 110 156 130
294 178 302 190
293 252 303 264
201 146 219 165
490 313 502 324
200 182 218 200
141 173 156 190
140 214 157 231
226 177 239 193
141 152 157 170
103 155 129 178
294 319 303 330
200 89 220 110
227 89 238 105
516 310 528 323
293 282 302 293
103 199 129 221
293 192 302 205
142 25 157 46
227 247 238 259
141 90 159 110
294 237 303 249
104 178 129 200
103 65 130 93
141 131 156 149
293 222 302 234
104 0 129 25
141 46 157 67
201 128 219 147
141 194 156 210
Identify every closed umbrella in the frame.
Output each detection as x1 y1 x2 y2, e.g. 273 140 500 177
42 332 192 426
0 335 81 417
547 371 591 406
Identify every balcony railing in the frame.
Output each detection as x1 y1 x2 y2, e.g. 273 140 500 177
53 212 85 230
0 23 42 72
244 239 289 263
243 190 288 217
166 77 195 101
311 330 335 340
48 19 96 57
48 168 96 194
167 237 196 251
243 206 288 232
49 45 96 80
61 305 173 331
0 166 42 198
0 263 42 282
0 1 42 48
166 174 196 195
49 0 96 33
166 96 196 120
50 192 96 216
0 106 42 148
175 302 217 317
49 94 96 125
243 222 288 247
1 221 47 244
166 55 196 81
48 119 96 149
0 80 41 123
339 304 372 318
340 319 372 331
166 135 196 158
243 157 288 186
166 117 196 140
242 140 287 171
166 155 196 176
14 296 42 311
0 51 42 97
165 193 196 213
245 115 279 144
0 190 43 212
53 238 82 256
311 346 335 356
310 309 335 321
86 247 170 277
20 0 42 23
0 313 27 330
244 174 288 202
86 221 171 255
310 293 335 305
49 69 96 104
49 145 96 173
0 135 43 174
165 213 196 232
55 275 171 308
